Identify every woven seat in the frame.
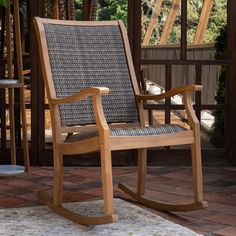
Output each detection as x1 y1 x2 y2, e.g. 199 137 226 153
34 18 207 225
66 124 187 142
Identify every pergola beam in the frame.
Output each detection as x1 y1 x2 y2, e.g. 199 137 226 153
143 0 163 45
193 0 213 44
159 0 181 45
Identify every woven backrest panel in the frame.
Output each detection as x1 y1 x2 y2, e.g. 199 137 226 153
43 23 138 126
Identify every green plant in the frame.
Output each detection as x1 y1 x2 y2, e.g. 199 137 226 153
75 0 83 20
98 0 128 26
0 0 26 15
210 26 227 147
0 0 9 7
75 0 226 44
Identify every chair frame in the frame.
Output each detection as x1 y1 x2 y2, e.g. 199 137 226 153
34 18 207 225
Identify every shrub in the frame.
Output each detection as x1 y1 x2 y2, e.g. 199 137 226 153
210 26 227 147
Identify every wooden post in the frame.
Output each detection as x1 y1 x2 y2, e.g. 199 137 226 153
66 0 71 20
159 0 180 45
143 0 163 45
83 0 92 20
165 64 171 124
6 5 16 165
226 0 236 165
90 0 98 21
53 0 59 19
195 65 202 121
29 1 45 165
128 0 141 83
0 8 6 149
181 0 187 60
193 0 213 44
128 0 134 54
13 0 30 171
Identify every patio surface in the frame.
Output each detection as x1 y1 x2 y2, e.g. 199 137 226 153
0 166 235 236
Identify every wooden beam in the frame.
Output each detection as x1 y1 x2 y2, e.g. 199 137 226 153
90 0 98 21
6 5 16 165
226 0 236 165
0 8 7 149
128 0 134 52
143 0 163 45
29 0 45 165
128 0 141 83
159 0 181 45
193 0 213 44
13 0 30 171
53 0 59 19
6 5 13 80
0 8 5 59
83 0 93 20
181 0 187 60
66 0 71 20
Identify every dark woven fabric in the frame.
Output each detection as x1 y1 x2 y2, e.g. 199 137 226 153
65 124 187 142
43 23 138 126
110 124 187 136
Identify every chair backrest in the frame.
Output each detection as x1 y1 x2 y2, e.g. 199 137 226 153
35 19 139 127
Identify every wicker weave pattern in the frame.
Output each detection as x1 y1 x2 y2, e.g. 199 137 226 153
65 124 187 142
43 23 138 126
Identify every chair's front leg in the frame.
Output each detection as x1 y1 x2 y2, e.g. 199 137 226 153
91 92 115 216
53 149 64 206
137 148 147 196
183 91 204 203
100 137 114 215
191 125 203 202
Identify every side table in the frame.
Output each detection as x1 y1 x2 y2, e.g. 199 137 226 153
0 79 30 177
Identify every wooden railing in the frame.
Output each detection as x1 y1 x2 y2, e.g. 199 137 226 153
142 44 222 105
141 44 227 125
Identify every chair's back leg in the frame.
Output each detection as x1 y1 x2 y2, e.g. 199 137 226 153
137 148 147 196
100 143 114 215
191 136 203 202
53 150 64 206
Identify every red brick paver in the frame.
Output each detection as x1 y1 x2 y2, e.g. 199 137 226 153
0 166 235 236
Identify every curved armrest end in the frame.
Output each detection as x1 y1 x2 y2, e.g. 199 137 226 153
181 84 203 92
50 87 109 105
136 84 202 102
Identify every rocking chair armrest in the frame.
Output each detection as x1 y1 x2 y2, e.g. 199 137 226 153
51 86 110 133
136 85 202 102
50 87 109 105
136 85 202 129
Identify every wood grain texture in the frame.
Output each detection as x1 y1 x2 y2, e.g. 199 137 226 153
118 183 208 212
143 0 163 45
1 1 30 173
159 0 181 44
193 0 213 44
13 0 30 172
34 18 206 222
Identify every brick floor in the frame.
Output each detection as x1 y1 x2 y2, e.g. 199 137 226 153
0 166 235 236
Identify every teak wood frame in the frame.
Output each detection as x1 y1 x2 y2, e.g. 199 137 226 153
34 18 207 225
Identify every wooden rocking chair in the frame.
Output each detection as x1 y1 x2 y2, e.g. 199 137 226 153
34 18 207 225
